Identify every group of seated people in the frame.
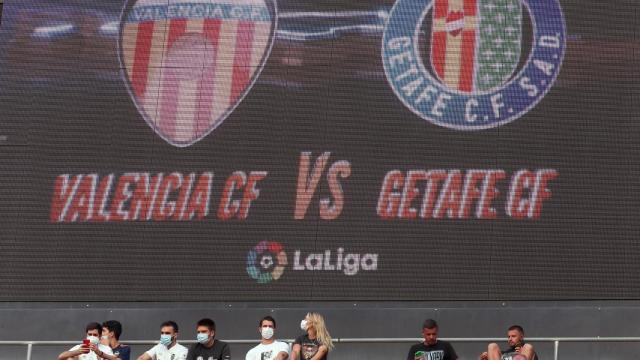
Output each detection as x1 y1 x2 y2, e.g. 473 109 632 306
407 319 537 360
57 314 536 360
58 312 332 360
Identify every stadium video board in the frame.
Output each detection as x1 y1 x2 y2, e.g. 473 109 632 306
0 0 638 300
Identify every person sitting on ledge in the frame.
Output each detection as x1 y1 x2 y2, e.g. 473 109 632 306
478 325 537 360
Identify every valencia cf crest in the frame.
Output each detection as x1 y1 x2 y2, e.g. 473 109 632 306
382 0 566 130
119 0 277 147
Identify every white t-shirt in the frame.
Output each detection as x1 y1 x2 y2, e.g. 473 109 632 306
245 341 290 360
145 343 189 360
68 344 114 360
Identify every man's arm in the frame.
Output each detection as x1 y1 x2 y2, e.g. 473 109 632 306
59 346 88 360
186 344 196 360
407 345 417 360
99 353 121 360
136 353 153 360
519 344 535 360
244 348 254 360
91 344 120 360
58 352 80 360
270 342 289 360
221 343 231 360
58 352 77 360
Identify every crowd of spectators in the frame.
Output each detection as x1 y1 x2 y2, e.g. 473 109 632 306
57 315 535 360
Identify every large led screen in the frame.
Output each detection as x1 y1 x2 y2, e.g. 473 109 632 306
0 0 638 300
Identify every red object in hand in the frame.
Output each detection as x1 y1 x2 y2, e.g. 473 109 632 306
82 339 90 347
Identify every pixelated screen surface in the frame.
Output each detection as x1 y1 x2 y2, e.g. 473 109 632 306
0 0 638 301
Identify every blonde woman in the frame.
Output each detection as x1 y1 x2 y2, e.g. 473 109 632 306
291 312 335 360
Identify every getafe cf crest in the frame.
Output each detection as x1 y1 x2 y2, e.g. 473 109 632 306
119 0 277 147
382 0 566 129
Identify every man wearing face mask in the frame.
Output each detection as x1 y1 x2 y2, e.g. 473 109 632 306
187 318 231 360
102 320 130 360
137 321 188 360
245 316 289 360
58 322 118 360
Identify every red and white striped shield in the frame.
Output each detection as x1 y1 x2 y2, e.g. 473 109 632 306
431 0 478 93
120 0 276 147
431 0 522 93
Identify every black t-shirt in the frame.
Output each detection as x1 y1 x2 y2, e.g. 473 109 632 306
112 344 131 360
407 341 457 360
294 334 327 360
500 343 538 360
187 340 231 360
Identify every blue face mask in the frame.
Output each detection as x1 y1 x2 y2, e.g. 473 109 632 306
197 333 209 344
160 334 172 347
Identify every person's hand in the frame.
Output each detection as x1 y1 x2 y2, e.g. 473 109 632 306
78 343 91 354
479 352 489 360
515 345 522 353
89 343 104 357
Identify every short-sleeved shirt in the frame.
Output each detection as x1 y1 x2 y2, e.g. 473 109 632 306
113 344 131 360
245 341 289 360
294 334 327 360
145 343 189 360
187 340 231 360
501 343 538 360
68 344 114 360
407 341 458 360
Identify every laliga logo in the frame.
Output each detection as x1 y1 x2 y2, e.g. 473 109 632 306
246 241 287 284
119 0 277 147
382 0 566 129
247 241 378 283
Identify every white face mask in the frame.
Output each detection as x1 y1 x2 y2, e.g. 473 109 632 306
87 336 100 345
261 327 274 340
300 319 308 331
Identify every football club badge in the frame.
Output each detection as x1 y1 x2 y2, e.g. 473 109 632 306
382 0 566 129
247 241 287 284
119 0 277 147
